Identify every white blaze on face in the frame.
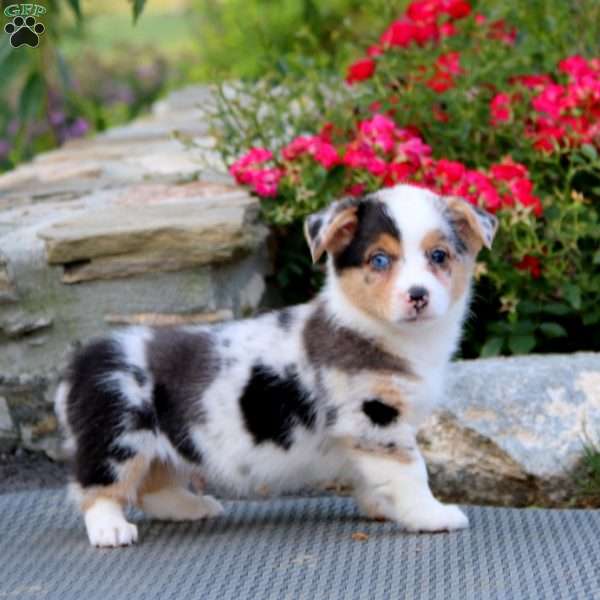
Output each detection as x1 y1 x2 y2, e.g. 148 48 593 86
379 186 452 321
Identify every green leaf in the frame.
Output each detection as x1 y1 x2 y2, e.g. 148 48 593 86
582 312 600 326
581 143 598 162
539 322 567 338
543 302 572 316
19 71 45 123
66 0 82 20
517 300 539 315
563 284 582 310
512 319 535 334
508 334 536 355
480 337 503 358
593 249 600 265
131 0 147 22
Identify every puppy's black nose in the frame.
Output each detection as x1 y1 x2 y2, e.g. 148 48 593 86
408 286 429 310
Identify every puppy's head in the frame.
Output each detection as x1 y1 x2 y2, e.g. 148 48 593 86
304 184 498 325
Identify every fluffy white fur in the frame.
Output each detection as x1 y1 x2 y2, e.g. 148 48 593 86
57 185 498 547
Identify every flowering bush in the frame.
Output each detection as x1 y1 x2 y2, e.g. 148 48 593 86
217 0 600 357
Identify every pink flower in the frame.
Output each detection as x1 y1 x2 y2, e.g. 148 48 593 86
367 44 383 57
439 22 457 37
346 57 376 84
343 145 388 176
427 70 455 93
511 178 543 216
488 19 517 45
435 159 466 185
380 19 415 48
281 136 314 161
230 147 274 185
345 183 365 197
358 114 397 153
532 84 566 119
281 135 340 169
479 186 502 212
490 160 528 181
397 137 432 161
441 0 471 20
251 167 283 198
490 93 512 125
510 73 553 90
558 55 592 80
314 142 340 169
413 21 440 45
437 51 462 75
407 0 439 24
515 255 541 278
384 162 416 186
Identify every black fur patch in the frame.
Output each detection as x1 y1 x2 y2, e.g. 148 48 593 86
362 399 399 426
66 338 137 487
334 198 400 270
148 328 219 464
307 216 322 240
304 304 416 376
240 364 316 450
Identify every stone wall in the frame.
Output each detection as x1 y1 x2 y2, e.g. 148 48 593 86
0 86 269 457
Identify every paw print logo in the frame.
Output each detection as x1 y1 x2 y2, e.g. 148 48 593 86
4 16 45 48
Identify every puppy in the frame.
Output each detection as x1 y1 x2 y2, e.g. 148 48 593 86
55 184 497 547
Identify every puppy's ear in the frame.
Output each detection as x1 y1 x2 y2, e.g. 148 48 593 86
304 199 359 263
446 196 498 251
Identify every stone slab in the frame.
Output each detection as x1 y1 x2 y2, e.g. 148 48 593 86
38 194 264 266
422 352 600 506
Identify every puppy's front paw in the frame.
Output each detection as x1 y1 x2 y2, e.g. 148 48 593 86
84 499 138 547
401 502 469 533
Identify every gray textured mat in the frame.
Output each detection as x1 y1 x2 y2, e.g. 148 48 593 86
0 489 599 600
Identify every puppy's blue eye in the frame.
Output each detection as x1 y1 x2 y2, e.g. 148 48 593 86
369 252 391 271
430 249 448 264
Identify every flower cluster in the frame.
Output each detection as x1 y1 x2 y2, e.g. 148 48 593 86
229 147 283 198
345 0 472 84
230 113 542 218
221 0 600 360
491 55 600 152
224 0 600 357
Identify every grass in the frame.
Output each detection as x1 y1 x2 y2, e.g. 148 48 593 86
575 444 600 506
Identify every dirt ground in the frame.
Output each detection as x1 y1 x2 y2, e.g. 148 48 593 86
0 451 68 494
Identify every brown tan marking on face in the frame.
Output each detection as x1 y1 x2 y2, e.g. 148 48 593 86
449 255 474 302
445 196 498 252
421 228 474 303
338 232 403 322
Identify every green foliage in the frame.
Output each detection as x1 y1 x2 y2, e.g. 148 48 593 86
211 0 600 357
575 443 600 506
0 0 151 171
185 0 390 81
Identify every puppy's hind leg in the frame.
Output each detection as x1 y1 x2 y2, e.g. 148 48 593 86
138 461 224 522
75 453 151 548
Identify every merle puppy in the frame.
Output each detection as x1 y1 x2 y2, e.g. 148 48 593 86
55 184 497 547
